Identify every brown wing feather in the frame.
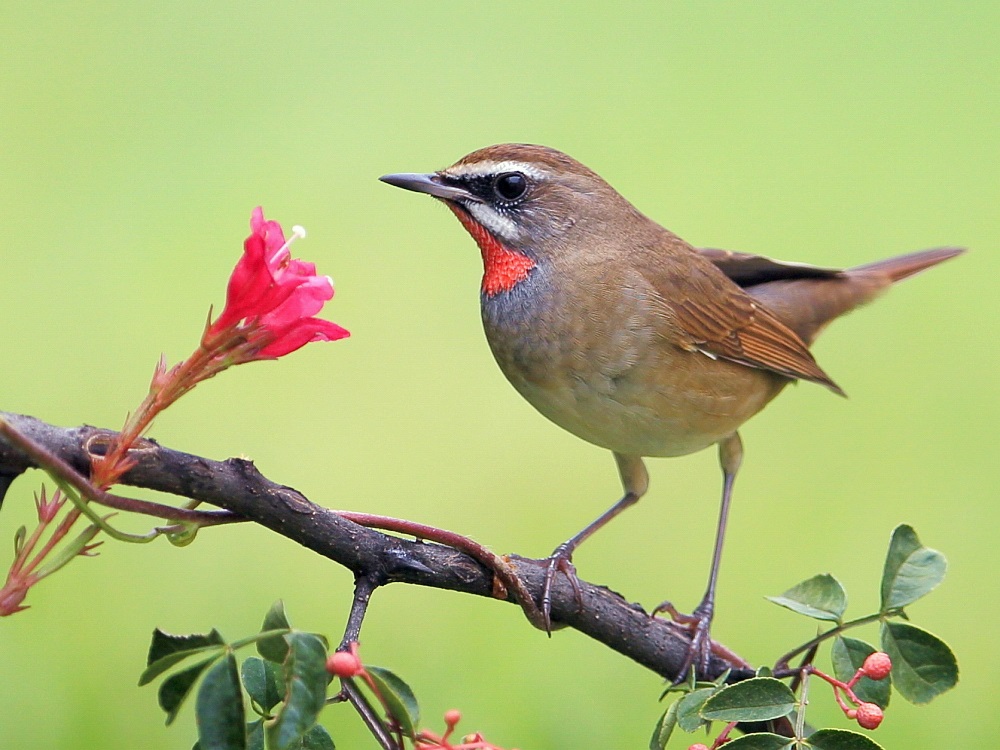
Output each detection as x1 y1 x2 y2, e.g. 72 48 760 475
650 250 845 395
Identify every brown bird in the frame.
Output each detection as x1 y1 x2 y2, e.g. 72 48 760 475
380 144 962 676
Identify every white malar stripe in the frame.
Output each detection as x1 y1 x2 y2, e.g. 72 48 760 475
466 202 520 241
443 160 549 181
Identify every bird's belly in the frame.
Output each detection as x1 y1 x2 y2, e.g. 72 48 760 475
493 339 785 458
481 277 786 458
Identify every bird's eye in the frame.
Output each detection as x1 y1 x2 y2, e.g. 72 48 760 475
493 172 528 202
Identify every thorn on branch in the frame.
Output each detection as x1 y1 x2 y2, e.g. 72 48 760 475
0 473 16 510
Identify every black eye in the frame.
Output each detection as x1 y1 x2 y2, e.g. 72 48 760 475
493 172 528 202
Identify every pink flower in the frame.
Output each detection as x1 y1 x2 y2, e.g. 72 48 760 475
209 207 349 357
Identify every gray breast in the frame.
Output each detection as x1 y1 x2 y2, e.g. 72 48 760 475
480 268 574 385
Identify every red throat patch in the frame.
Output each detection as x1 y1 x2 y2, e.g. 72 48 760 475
448 205 536 296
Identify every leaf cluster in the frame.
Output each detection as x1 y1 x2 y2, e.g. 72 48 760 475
650 525 958 750
140 601 335 750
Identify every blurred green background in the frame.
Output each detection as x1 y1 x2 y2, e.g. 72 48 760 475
1 2 996 748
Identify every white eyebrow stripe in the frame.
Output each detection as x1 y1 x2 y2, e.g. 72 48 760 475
443 160 549 180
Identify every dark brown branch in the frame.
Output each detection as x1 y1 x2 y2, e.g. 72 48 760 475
0 410 756 684
341 679 400 750
0 473 15 509
340 574 381 650
0 419 243 527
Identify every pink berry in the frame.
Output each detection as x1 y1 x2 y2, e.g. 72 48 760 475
325 651 363 677
845 709 857 720
856 702 884 730
444 709 462 727
689 745 710 750
862 652 892 681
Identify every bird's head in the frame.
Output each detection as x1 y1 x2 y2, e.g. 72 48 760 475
381 144 640 296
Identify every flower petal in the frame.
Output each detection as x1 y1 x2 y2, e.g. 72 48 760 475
207 208 347 359
258 318 350 358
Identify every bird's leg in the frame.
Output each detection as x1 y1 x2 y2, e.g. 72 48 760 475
657 432 743 682
534 454 648 633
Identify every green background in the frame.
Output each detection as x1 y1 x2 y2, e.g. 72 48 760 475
1 3 996 748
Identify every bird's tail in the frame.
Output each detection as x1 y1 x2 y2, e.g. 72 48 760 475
747 246 965 345
847 246 965 282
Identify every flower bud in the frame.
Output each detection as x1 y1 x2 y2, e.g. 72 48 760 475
444 709 462 728
862 652 892 681
688 744 710 750
856 702 884 730
0 585 28 616
325 650 363 678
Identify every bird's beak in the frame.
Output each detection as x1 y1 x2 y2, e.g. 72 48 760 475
379 172 482 203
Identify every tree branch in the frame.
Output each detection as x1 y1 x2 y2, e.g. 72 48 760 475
0 410 756 684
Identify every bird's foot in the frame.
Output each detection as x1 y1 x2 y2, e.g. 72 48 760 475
541 543 586 632
514 543 584 634
652 599 716 684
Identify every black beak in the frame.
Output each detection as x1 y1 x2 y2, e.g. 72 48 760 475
379 172 482 203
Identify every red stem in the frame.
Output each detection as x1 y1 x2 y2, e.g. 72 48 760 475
22 508 83 576
9 518 49 577
336 511 544 628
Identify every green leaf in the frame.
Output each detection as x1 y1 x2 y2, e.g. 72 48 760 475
141 628 226 685
700 678 796 723
880 621 958 704
831 637 890 709
267 633 329 750
13 525 26 555
147 628 226 666
807 728 886 749
247 720 264 750
159 656 219 725
241 657 284 713
676 687 715 732
257 601 292 663
300 724 336 750
723 733 793 750
658 676 711 700
766 574 847 623
879 525 946 612
366 666 421 738
195 652 246 750
649 700 679 750
32 522 103 577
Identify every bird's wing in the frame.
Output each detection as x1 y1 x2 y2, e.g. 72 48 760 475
642 251 845 395
695 247 843 287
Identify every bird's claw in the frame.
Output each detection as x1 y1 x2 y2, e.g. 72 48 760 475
652 599 715 684
504 544 583 635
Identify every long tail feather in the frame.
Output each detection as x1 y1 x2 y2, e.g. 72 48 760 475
848 246 965 282
747 246 965 345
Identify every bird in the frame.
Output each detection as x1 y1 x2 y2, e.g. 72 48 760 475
379 143 963 677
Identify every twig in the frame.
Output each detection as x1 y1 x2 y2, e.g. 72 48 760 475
336 511 545 630
0 410 757 685
340 574 382 650
341 678 401 750
0 418 244 526
773 613 885 674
